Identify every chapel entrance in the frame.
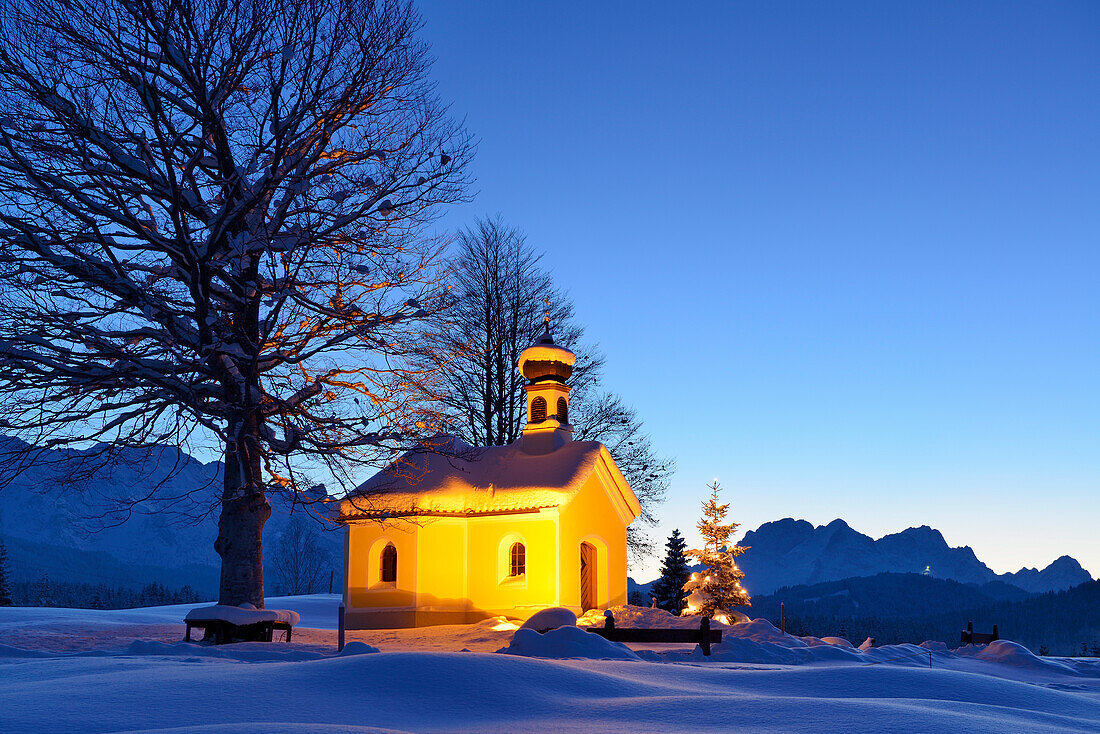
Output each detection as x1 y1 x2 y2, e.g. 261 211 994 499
579 541 597 611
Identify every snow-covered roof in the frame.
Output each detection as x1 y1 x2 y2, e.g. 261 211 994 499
339 435 640 521
518 342 576 368
518 327 576 382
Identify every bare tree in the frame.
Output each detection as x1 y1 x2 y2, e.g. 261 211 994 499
571 393 672 559
270 513 328 595
0 0 472 606
422 217 672 561
426 218 600 446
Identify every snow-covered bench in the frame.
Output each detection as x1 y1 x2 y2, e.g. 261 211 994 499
585 611 723 656
184 604 301 644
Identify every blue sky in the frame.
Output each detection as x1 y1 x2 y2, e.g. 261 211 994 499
414 1 1100 581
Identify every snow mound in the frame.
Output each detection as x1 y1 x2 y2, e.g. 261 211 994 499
725 617 807 646
861 643 939 667
336 641 380 656
962 640 1081 675
520 607 576 631
703 637 807 664
498 626 640 660
694 620 949 667
184 604 301 626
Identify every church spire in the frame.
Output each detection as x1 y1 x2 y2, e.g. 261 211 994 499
517 301 575 454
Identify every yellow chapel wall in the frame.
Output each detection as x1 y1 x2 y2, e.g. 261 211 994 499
464 511 559 617
411 518 468 611
557 473 630 610
343 510 561 622
345 520 419 610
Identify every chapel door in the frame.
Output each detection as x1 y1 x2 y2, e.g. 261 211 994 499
580 542 597 611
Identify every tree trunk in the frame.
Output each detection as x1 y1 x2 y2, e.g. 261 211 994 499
214 424 271 607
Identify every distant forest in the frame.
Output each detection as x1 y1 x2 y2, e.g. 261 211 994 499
10 578 207 609
749 573 1100 657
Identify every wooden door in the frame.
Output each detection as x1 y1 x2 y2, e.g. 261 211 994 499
580 542 596 611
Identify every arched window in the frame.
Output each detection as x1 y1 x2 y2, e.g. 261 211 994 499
530 396 546 422
380 543 397 583
556 397 568 424
509 542 526 577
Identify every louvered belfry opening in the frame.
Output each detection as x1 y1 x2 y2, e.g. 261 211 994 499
530 396 547 422
556 397 568 424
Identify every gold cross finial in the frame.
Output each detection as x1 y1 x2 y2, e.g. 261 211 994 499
544 296 550 326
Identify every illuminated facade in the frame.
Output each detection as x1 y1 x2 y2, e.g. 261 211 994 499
338 326 642 628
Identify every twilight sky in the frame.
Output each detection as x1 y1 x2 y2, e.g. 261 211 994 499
413 1 1099 582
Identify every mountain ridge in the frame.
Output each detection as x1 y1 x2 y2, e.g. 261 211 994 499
632 517 1092 596
1 437 1090 600
0 436 342 596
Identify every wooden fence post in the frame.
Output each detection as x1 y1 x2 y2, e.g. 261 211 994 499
700 616 712 657
338 602 345 652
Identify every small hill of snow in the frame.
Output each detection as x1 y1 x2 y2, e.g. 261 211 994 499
498 626 640 660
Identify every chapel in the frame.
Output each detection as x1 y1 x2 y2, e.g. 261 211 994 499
338 324 641 628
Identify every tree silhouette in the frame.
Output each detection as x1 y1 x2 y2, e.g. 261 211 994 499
419 217 672 559
0 0 471 606
650 529 691 614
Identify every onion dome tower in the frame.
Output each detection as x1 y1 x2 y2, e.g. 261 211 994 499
518 311 576 455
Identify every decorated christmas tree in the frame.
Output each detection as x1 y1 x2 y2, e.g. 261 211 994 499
650 529 691 614
681 480 750 621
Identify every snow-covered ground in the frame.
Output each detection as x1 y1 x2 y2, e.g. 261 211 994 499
1 595 1098 733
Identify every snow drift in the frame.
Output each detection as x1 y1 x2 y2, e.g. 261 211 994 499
498 626 641 660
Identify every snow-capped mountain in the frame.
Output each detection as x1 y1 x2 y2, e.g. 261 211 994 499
734 518 1092 595
1000 555 1092 594
0 436 342 596
632 518 1092 597
3 435 1091 601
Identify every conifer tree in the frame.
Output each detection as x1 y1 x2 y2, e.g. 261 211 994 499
0 539 11 606
650 529 691 614
681 480 751 620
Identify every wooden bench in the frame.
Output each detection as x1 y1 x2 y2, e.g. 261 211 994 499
185 618 294 644
184 606 297 645
585 611 723 656
960 621 998 645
